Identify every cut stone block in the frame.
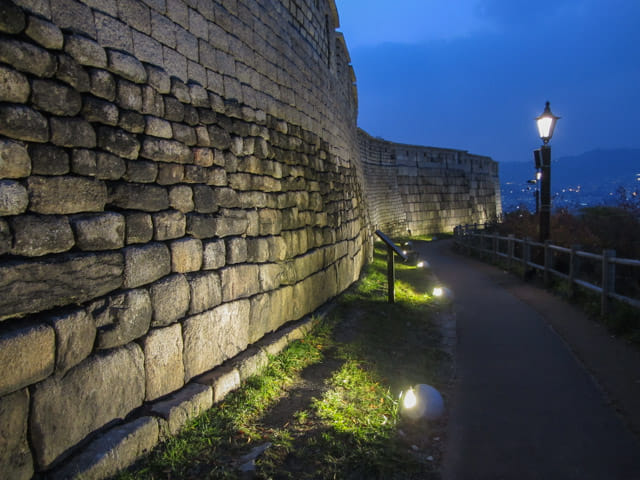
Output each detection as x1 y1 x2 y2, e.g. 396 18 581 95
0 252 123 321
51 417 159 480
149 273 190 327
150 383 212 439
0 389 33 480
142 324 185 401
30 344 145 469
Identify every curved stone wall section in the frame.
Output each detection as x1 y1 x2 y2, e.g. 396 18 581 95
0 0 368 478
359 129 502 236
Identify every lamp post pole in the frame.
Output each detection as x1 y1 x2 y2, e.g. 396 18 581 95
539 145 551 242
535 101 560 243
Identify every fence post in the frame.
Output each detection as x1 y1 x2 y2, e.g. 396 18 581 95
522 237 531 279
479 230 485 258
568 244 580 299
543 241 552 287
508 234 515 270
492 234 498 263
601 249 616 316
387 244 395 304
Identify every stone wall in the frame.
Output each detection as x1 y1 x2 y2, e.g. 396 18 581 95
0 0 369 477
359 129 502 237
0 0 501 477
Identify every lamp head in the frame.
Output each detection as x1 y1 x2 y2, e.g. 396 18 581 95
536 101 560 145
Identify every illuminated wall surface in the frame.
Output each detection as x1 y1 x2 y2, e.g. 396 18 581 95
0 0 500 477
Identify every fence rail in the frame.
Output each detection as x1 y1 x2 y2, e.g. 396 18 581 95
453 224 640 316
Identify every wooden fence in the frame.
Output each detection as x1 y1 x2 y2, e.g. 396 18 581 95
453 224 640 316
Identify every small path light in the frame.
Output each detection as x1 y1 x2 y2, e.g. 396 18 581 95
432 286 444 297
400 384 444 421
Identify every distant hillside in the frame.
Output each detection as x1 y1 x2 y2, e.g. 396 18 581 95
500 148 640 190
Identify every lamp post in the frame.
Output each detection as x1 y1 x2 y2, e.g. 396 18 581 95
534 101 560 242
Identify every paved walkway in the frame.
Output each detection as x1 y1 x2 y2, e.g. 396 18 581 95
416 240 640 480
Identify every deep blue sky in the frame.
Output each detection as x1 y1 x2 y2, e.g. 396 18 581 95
334 0 640 164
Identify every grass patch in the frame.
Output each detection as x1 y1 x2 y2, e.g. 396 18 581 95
118 240 449 479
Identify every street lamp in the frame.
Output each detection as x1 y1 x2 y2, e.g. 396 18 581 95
534 101 560 242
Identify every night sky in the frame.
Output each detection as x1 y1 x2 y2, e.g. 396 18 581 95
334 0 640 165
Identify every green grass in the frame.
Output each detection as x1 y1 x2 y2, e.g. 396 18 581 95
118 240 449 479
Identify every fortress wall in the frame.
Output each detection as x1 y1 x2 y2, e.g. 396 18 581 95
0 1 369 477
358 129 502 237
0 0 500 477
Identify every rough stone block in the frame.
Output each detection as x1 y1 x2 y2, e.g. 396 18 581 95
220 264 261 302
183 299 251 380
145 116 173 138
133 30 163 66
0 389 33 480
192 184 217 213
109 183 169 211
0 104 48 143
0 38 56 77
208 125 231 149
145 63 171 93
125 212 153 244
30 344 145 469
89 289 151 350
212 212 249 238
50 117 96 148
95 11 133 51
149 273 190 327
195 365 241 403
123 243 171 288
164 95 184 121
98 126 140 160
0 218 9 254
0 252 123 320
143 324 184 401
82 96 119 126
188 271 222 314
70 149 95 176
10 214 74 256
32 79 82 116
259 263 282 292
108 50 147 84
0 323 54 397
226 237 248 264
25 15 63 50
51 417 159 480
183 164 207 183
96 152 126 180
0 0 26 34
71 212 125 250
170 237 203 273
169 185 193 212
28 144 69 176
202 239 226 270
153 210 186 240
156 163 185 184
172 123 197 145
0 64 29 103
124 159 157 183
121 111 147 135
140 137 193 163
64 34 107 68
89 68 116 101
51 0 95 37
151 383 212 439
117 78 143 111
56 53 91 92
233 346 269 382
0 139 30 179
47 308 96 376
0 180 28 216
28 176 107 214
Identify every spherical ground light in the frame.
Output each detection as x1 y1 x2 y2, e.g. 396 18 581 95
400 384 444 421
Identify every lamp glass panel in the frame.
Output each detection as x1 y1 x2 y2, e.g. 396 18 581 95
537 117 553 139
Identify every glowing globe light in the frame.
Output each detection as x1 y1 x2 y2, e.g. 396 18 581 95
403 388 417 409
433 287 444 297
417 261 425 268
400 384 444 421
